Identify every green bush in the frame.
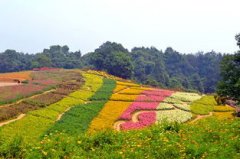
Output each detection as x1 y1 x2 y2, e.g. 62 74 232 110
190 95 217 115
4 117 239 159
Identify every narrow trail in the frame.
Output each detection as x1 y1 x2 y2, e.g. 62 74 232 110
0 89 56 108
0 114 25 127
113 86 130 94
113 121 125 131
56 108 71 121
0 82 21 87
113 109 175 131
189 112 213 123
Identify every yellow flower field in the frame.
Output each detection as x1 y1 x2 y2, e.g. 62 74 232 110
88 101 133 133
213 105 235 112
118 87 146 95
117 81 140 87
213 112 235 120
113 85 129 93
110 94 139 101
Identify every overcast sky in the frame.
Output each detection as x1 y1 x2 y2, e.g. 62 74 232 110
0 0 239 54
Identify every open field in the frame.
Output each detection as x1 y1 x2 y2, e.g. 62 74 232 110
0 69 239 158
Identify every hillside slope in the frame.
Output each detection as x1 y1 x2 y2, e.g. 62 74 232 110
0 69 238 158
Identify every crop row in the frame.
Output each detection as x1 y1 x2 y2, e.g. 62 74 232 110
87 81 146 133
46 78 116 135
0 70 83 106
87 101 133 133
117 91 201 130
118 87 145 95
0 73 103 143
120 111 156 130
119 89 174 120
190 95 218 115
0 80 84 122
170 92 202 103
213 105 235 112
156 109 192 123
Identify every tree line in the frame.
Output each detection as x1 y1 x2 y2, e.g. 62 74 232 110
0 41 232 94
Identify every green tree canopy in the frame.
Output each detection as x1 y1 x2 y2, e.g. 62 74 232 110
217 35 240 101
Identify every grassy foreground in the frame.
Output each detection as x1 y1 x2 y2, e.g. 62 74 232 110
0 117 239 159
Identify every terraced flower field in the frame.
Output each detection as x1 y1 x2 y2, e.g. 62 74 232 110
0 69 238 158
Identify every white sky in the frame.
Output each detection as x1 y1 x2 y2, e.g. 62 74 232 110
0 0 239 54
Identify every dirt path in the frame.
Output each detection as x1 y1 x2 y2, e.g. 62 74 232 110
0 82 21 87
189 112 213 123
114 110 161 131
56 108 71 121
0 89 56 108
114 107 197 131
113 120 125 131
114 86 130 94
0 114 25 127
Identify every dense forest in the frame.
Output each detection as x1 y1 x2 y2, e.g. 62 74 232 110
0 44 224 93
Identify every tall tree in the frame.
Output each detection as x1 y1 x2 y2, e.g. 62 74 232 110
89 41 133 78
217 34 240 101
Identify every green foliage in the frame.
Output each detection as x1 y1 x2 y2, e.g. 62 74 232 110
46 102 106 135
31 54 52 68
236 33 240 48
217 52 240 101
0 43 224 93
1 117 239 159
190 95 218 115
47 78 116 135
90 78 116 101
87 42 133 78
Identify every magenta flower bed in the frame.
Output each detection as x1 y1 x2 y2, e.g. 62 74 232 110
119 89 174 120
119 102 159 120
120 111 156 130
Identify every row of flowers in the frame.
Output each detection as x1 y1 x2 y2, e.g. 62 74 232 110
87 101 133 133
156 109 192 124
120 89 173 117
87 80 144 133
0 72 103 143
116 91 201 130
0 70 84 106
170 92 202 103
120 111 156 130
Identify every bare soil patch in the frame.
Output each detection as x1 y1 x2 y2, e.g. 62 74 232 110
0 114 25 127
0 82 20 87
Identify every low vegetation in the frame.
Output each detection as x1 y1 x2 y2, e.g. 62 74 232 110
190 96 218 115
0 117 239 159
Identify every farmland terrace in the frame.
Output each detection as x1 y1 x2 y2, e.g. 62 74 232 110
0 69 239 159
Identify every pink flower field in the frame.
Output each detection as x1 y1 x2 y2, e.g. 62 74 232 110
120 111 156 130
119 89 173 120
118 89 174 130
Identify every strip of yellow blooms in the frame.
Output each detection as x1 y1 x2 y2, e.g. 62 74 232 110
113 85 128 93
87 82 149 133
87 101 133 133
118 88 146 95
